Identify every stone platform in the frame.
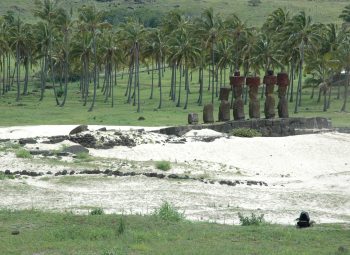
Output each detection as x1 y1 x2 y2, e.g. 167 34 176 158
158 117 332 137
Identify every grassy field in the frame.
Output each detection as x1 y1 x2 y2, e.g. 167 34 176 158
0 67 349 127
0 210 349 255
0 0 347 25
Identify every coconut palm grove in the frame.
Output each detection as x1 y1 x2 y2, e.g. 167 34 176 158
0 1 349 119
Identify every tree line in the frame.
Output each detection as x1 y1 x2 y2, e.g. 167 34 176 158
0 0 349 113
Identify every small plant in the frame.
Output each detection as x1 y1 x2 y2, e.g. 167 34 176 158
15 148 32 159
117 217 125 235
155 160 171 171
75 152 92 161
0 172 15 180
238 212 265 226
90 208 104 215
153 201 184 222
230 128 262 138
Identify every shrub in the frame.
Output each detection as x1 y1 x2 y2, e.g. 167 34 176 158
75 152 92 161
117 217 125 235
230 128 262 138
90 208 104 215
0 172 15 180
15 148 32 159
155 161 171 171
153 201 184 222
238 212 265 226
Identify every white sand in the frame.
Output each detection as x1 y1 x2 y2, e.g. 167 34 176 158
0 125 349 225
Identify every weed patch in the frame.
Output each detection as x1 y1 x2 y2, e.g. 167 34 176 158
153 201 184 222
155 161 171 171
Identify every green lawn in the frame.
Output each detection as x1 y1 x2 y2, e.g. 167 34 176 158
0 210 349 255
0 67 349 127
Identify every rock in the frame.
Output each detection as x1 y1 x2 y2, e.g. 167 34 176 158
218 100 230 122
29 150 54 156
188 113 199 125
97 127 107 131
69 134 96 148
4 170 11 175
42 136 68 144
19 138 37 145
69 125 88 136
138 116 145 121
62 145 89 155
203 104 214 123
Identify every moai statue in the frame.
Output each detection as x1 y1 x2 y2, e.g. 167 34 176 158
219 87 231 101
218 100 231 121
277 72 290 118
246 76 261 119
230 71 245 120
264 70 277 119
188 113 199 125
203 103 214 123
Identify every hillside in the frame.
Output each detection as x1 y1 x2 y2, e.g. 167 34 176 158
0 0 348 26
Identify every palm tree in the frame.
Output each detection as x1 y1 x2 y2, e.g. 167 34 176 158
168 26 200 110
283 11 321 113
120 19 147 113
78 5 109 112
197 8 223 103
144 28 167 109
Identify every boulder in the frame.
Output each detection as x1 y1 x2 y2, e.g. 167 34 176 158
19 138 37 145
219 87 231 101
69 125 88 136
62 145 89 155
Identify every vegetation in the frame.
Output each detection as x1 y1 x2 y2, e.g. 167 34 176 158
75 152 93 161
231 128 262 137
0 210 349 254
90 207 105 215
238 212 265 226
153 201 184 222
15 148 32 159
155 160 171 171
0 1 349 128
0 172 15 180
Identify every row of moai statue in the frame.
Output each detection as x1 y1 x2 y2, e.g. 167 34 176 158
199 70 290 124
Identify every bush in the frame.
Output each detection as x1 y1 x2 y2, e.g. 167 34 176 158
117 217 125 235
0 172 15 180
90 208 104 215
153 201 184 222
75 152 92 161
238 212 265 226
15 148 32 159
155 161 171 171
230 128 262 138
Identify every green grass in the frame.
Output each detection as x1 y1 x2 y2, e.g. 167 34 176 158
152 201 184 222
0 172 15 180
0 0 347 26
1 68 349 128
231 128 263 137
155 160 171 171
0 210 349 255
15 148 32 159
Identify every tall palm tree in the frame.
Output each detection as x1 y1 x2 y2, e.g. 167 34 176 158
78 5 109 112
283 11 321 113
168 26 200 109
120 19 147 113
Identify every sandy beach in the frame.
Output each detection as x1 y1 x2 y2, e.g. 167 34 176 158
0 125 349 225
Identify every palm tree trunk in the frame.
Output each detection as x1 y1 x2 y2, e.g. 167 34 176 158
184 66 189 110
150 58 154 99
15 43 20 102
211 37 215 104
88 32 98 112
136 42 141 113
157 57 162 109
341 71 349 112
176 64 182 107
